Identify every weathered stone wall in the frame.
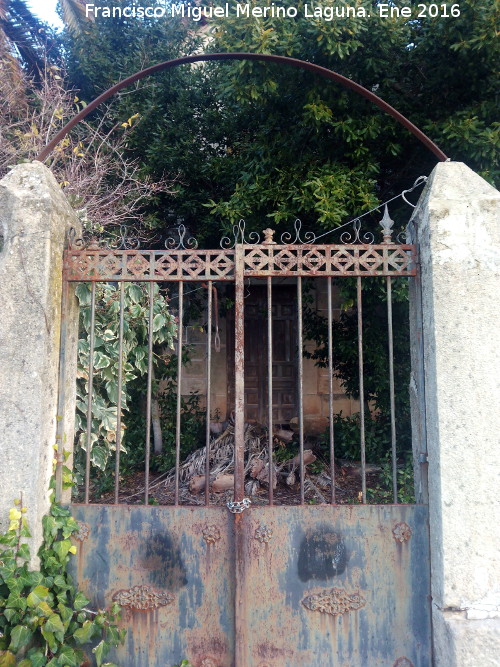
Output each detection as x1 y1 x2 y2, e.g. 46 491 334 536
409 162 500 665
0 162 80 563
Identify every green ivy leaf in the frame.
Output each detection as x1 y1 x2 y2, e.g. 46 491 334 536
73 591 90 611
52 575 69 590
26 586 50 608
40 627 57 654
50 504 70 518
5 590 27 612
0 651 16 667
26 648 46 667
16 544 30 561
34 601 53 618
2 608 19 624
90 445 109 470
57 646 80 667
8 625 33 652
92 639 109 666
51 540 72 563
127 284 143 303
73 620 97 645
57 602 73 626
44 613 65 643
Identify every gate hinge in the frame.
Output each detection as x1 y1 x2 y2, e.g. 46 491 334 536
227 498 252 514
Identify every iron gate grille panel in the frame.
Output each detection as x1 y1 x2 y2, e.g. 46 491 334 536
63 244 416 282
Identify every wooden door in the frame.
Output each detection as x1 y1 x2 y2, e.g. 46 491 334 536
228 284 297 425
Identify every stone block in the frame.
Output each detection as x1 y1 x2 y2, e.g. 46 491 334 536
0 162 81 563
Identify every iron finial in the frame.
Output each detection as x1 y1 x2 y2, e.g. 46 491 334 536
379 205 394 243
262 228 276 244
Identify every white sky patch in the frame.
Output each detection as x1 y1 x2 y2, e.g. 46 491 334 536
27 0 64 28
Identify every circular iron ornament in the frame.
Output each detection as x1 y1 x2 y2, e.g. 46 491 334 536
393 658 414 667
254 525 273 544
36 54 448 164
200 658 218 667
74 521 90 542
202 525 221 544
393 522 412 543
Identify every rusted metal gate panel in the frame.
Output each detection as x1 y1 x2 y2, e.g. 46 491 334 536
236 506 430 667
70 506 234 667
68 504 430 666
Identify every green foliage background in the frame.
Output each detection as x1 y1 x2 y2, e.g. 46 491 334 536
63 0 498 243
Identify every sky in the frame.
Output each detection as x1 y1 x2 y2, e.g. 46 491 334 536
27 1 64 28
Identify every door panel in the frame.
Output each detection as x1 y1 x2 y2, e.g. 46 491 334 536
228 285 297 425
236 505 431 667
70 506 234 667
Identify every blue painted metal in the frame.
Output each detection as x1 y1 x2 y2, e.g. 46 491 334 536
69 504 431 666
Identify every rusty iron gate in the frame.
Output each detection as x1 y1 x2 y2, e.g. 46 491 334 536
58 218 431 667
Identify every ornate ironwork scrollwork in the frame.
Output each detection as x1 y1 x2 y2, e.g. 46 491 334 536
67 227 85 249
281 219 316 245
220 220 260 248
302 587 366 617
67 225 140 250
165 224 198 250
339 219 375 245
112 585 174 611
102 225 140 250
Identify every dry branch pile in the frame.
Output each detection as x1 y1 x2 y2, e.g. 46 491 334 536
163 420 334 503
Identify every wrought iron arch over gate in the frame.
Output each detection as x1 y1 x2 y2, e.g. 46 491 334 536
59 220 431 667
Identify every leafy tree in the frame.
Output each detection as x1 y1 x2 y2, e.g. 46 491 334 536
62 0 497 243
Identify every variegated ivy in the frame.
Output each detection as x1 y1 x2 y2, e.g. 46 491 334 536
75 282 177 475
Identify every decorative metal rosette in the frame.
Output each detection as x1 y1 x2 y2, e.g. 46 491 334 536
202 525 221 544
254 525 273 544
392 522 412 543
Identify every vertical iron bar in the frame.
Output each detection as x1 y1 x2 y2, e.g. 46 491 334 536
387 276 398 503
54 280 70 503
327 277 336 504
205 282 213 506
297 276 304 505
357 277 367 504
174 281 184 505
267 277 273 505
144 281 154 505
84 282 96 504
234 245 245 502
114 282 125 505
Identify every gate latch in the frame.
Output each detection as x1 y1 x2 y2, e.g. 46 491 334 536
227 498 252 514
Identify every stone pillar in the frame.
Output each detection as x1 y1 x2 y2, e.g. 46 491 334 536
409 162 500 665
0 162 80 563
